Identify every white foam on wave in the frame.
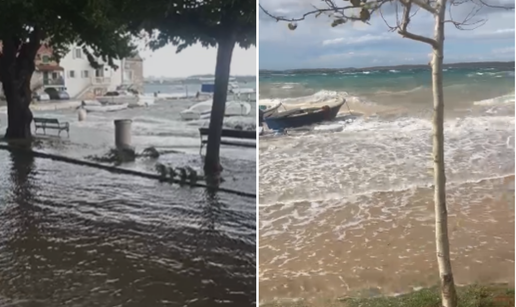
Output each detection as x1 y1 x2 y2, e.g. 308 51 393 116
259 115 515 207
259 90 372 109
473 93 515 106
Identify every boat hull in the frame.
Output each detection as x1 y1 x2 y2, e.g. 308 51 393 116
83 103 129 112
264 101 344 131
97 96 139 105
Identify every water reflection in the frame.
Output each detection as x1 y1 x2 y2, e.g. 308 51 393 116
0 151 256 306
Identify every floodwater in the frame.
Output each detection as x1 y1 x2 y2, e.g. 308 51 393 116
0 150 256 306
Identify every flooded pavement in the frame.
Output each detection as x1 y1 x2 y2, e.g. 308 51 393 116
0 150 256 306
0 98 256 194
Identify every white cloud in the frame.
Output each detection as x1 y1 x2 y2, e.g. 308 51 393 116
322 34 388 46
259 0 515 69
141 44 256 78
492 46 515 54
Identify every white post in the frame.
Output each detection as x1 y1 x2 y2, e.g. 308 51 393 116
78 108 87 121
114 119 132 149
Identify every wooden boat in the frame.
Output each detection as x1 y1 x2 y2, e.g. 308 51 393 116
264 100 345 131
83 103 129 112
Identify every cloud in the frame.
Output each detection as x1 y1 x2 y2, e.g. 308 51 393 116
141 44 256 78
259 0 515 69
322 34 388 46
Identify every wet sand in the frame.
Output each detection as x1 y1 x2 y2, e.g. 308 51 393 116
259 176 515 303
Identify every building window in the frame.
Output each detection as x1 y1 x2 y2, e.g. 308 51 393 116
95 68 104 77
124 70 133 82
74 48 82 59
68 70 75 78
42 55 50 63
51 72 58 79
81 70 89 78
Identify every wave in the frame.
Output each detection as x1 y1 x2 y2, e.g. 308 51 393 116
473 93 515 106
259 115 515 206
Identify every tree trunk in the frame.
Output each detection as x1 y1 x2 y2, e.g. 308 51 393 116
431 1 458 307
203 34 236 175
0 36 40 140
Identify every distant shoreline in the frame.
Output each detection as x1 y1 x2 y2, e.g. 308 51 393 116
259 60 515 74
144 75 256 85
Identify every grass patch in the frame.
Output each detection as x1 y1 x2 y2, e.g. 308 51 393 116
262 284 514 307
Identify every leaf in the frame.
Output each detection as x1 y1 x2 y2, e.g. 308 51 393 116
359 8 371 22
331 18 346 27
350 0 362 7
288 22 298 30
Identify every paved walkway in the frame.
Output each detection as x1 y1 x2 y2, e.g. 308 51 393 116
0 109 256 195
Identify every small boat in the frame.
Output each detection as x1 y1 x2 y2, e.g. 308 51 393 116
180 99 252 121
83 103 129 112
97 85 155 107
259 102 282 118
264 100 345 131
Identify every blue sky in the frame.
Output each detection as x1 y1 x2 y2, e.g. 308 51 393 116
259 0 515 70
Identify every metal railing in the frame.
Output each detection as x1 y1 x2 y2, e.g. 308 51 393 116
43 78 65 86
91 76 111 85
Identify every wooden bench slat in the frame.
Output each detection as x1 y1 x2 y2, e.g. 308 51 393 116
198 128 256 154
199 128 255 139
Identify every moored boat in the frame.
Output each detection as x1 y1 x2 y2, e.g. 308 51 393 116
83 103 129 112
180 99 252 121
264 100 345 131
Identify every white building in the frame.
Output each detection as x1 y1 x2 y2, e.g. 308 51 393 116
59 46 123 99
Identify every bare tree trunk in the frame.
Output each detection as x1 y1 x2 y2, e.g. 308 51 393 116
0 34 41 140
203 34 236 175
431 1 457 306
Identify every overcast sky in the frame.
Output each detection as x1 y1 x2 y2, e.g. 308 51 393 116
259 0 515 70
142 44 256 78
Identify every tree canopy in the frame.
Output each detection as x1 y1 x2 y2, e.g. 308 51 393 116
139 0 256 52
0 0 140 70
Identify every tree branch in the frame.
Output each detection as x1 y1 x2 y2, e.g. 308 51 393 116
398 0 438 47
411 0 439 14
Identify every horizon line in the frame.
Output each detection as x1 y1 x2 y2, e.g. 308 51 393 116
259 60 515 72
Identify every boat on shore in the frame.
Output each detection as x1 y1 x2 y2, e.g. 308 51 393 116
82 101 129 112
180 99 252 121
259 102 282 124
97 85 155 107
264 100 345 131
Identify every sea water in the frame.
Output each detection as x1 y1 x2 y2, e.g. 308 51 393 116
258 63 515 302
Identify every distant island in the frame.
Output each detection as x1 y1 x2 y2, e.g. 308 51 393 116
144 74 256 85
259 61 515 74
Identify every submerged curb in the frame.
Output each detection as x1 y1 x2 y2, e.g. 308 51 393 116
0 144 256 198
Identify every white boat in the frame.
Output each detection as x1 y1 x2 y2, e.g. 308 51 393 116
180 99 251 121
97 86 155 107
260 102 282 117
83 103 129 112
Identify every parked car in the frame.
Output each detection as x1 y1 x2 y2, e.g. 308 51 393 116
34 92 50 101
44 88 70 100
57 90 70 100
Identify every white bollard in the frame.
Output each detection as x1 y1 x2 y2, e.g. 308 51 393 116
78 108 87 121
114 119 132 149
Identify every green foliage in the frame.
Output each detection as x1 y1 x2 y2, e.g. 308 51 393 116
0 0 139 69
140 0 256 52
